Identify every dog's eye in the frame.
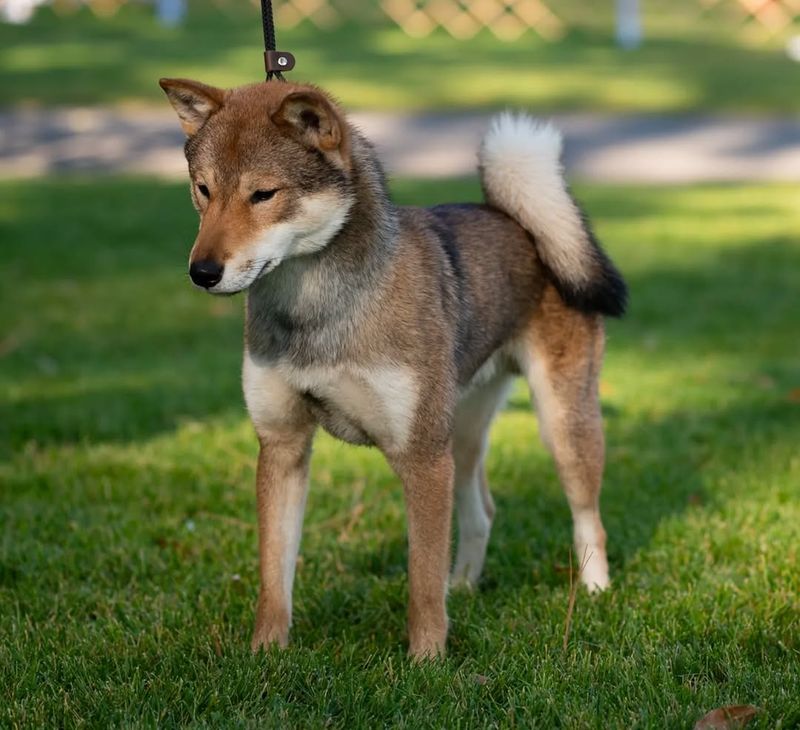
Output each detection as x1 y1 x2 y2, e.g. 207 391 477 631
250 189 277 204
197 183 210 199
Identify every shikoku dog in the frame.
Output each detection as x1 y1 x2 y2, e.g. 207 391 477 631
159 78 627 659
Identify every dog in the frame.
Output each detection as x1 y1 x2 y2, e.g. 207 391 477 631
159 77 627 659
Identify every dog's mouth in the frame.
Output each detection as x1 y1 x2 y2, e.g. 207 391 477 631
255 258 278 280
196 258 279 297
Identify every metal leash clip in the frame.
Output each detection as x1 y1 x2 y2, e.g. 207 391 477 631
264 51 296 76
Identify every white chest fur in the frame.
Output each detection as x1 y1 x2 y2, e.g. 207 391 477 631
243 351 419 453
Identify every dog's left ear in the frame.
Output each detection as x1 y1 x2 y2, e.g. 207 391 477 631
272 90 348 159
159 78 226 136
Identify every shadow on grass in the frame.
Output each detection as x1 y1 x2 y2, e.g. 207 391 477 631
1 326 244 455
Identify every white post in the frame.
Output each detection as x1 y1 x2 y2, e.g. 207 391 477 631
616 0 642 50
1 0 48 23
156 0 187 27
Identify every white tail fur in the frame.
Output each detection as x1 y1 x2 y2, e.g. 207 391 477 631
478 113 626 317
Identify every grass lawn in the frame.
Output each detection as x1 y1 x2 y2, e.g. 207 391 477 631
2 1 799 113
1 178 799 727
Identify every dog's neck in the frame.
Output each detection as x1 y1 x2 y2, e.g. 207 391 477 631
245 130 398 363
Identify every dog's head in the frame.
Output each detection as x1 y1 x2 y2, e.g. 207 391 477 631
159 79 354 294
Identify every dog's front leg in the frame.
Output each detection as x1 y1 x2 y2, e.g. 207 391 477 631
251 428 314 652
394 449 454 659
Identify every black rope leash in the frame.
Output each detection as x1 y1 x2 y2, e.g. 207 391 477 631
260 0 295 81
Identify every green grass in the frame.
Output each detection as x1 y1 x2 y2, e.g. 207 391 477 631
1 178 799 727
1 1 799 112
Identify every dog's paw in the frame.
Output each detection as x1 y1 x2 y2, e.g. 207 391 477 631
579 550 610 593
250 625 289 653
584 577 610 594
408 635 447 662
449 574 478 592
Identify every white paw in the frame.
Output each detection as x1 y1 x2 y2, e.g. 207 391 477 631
579 550 610 593
450 536 488 590
449 573 477 591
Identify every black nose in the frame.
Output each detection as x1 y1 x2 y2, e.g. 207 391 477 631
189 260 223 289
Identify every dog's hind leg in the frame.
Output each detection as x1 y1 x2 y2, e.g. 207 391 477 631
450 373 513 589
522 287 610 592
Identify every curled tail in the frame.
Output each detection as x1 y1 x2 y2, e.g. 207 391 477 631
479 113 627 317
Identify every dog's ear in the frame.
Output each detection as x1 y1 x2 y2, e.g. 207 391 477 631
272 90 348 156
159 78 226 136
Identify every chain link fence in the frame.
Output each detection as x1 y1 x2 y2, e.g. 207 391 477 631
249 0 800 41
3 0 799 41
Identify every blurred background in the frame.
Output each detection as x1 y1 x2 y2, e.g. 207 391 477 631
2 0 800 179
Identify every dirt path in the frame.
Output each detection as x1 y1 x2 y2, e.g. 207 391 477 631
2 107 799 183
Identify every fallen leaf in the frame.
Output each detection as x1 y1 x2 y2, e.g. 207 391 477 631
787 388 800 403
694 705 758 730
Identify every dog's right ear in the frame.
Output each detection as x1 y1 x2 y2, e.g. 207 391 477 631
159 78 226 136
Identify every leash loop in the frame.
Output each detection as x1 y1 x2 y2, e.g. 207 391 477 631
260 0 294 81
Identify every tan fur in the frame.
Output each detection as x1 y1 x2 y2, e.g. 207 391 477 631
160 77 624 658
524 287 609 590
389 449 454 658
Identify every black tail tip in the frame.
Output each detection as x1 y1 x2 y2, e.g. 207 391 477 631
554 259 628 318
553 198 628 318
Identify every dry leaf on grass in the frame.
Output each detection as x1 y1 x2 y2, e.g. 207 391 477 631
694 705 759 730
